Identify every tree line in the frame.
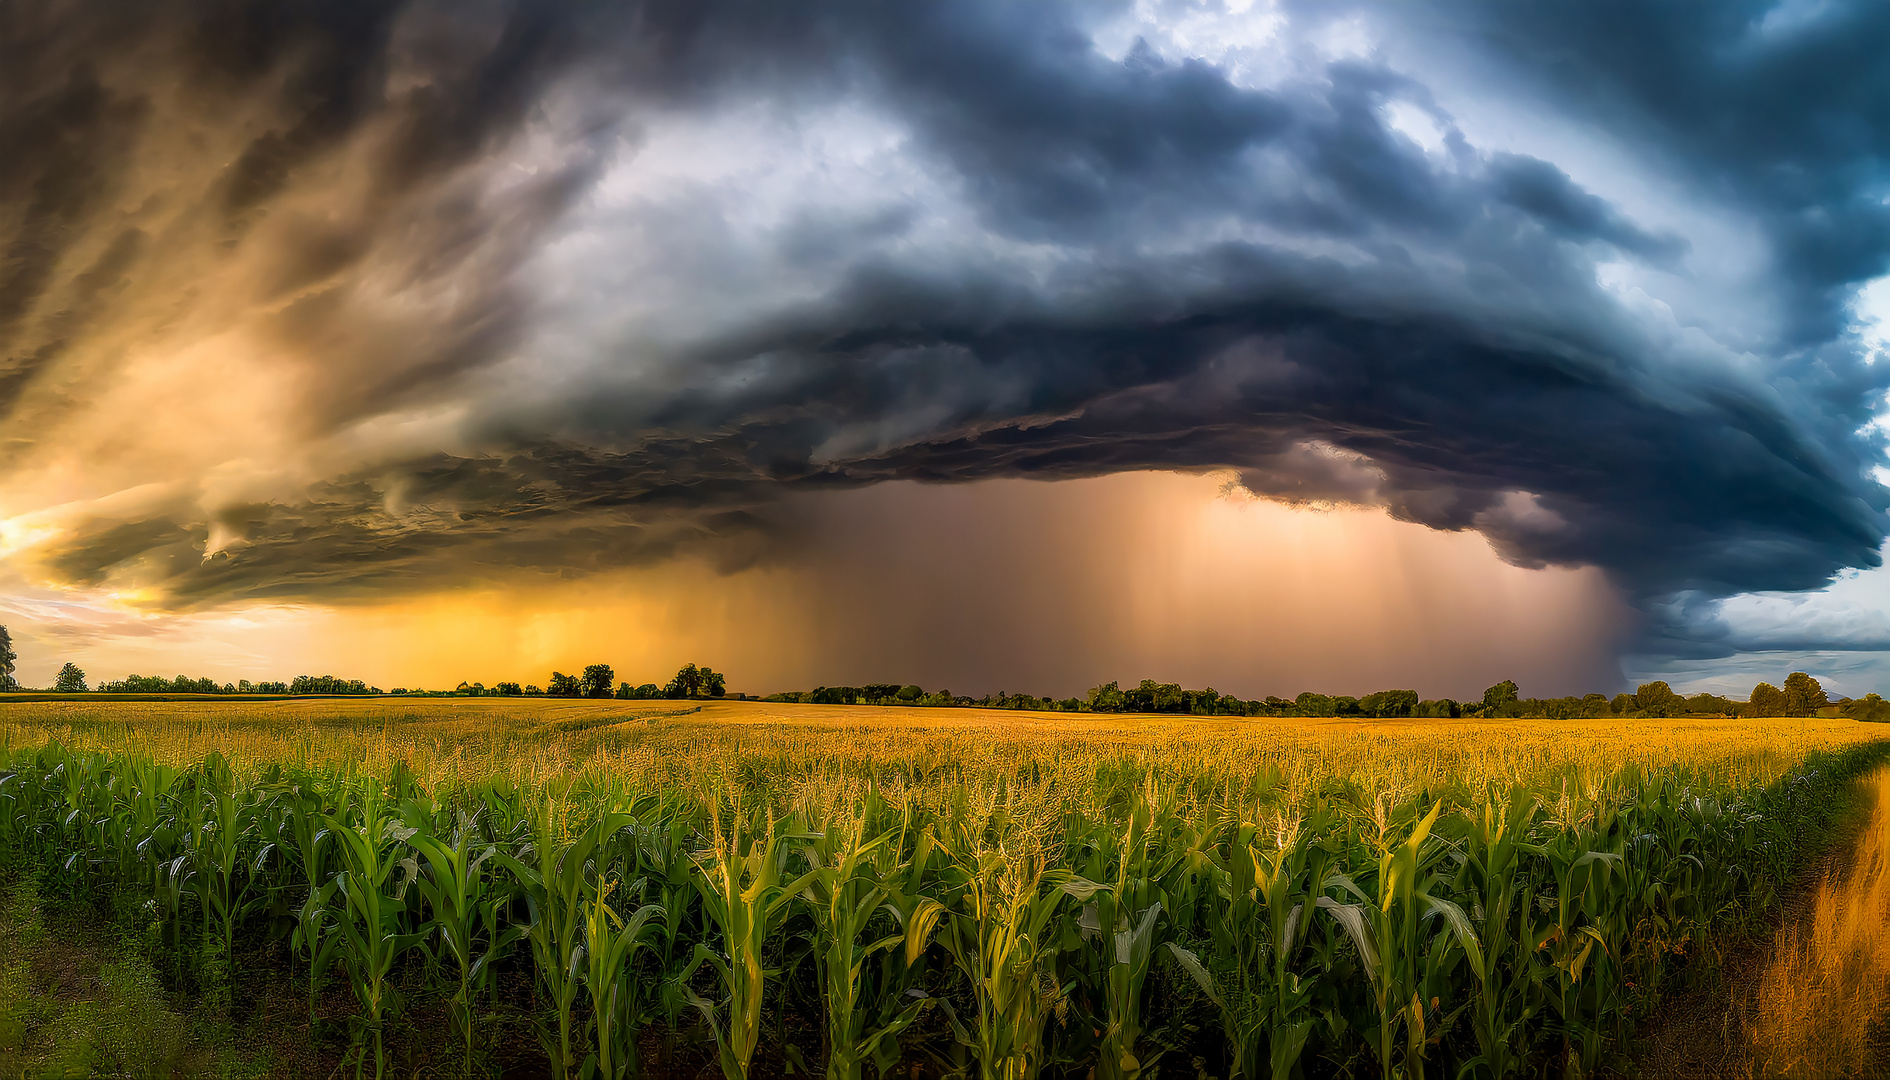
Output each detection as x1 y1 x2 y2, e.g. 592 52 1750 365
762 671 1862 719
0 617 1877 719
424 663 729 701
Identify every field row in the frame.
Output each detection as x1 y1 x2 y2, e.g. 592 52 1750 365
2 705 1884 1079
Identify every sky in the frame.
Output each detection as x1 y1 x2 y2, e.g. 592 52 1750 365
2 0 1889 699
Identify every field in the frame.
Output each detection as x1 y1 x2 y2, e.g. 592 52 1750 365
1 699 1886 1078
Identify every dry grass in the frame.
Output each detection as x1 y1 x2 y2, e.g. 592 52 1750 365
1745 764 1890 1077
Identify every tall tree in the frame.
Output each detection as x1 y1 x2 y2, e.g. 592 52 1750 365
1748 682 1788 717
580 664 615 699
1482 680 1520 716
1634 681 1683 718
0 624 15 690
1782 672 1828 717
54 662 87 693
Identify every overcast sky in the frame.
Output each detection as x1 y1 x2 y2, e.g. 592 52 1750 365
3 0 1889 697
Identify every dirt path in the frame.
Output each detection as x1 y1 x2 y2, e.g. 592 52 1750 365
1631 765 1890 1078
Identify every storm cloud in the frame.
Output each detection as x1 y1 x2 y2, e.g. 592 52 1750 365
3 0 1889 668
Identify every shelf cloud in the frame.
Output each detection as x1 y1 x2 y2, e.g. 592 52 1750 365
3 0 1889 673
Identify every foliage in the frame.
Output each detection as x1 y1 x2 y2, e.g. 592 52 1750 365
0 706 1882 1079
666 663 727 699
53 663 87 693
288 675 377 695
0 625 14 690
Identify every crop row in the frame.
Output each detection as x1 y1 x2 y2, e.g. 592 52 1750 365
0 741 1880 1079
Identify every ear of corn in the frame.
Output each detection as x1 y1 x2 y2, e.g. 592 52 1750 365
0 712 1883 1078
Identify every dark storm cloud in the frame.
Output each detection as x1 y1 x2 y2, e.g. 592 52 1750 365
5 0 1889 663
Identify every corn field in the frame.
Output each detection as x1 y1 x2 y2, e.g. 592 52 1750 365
1 702 1885 1079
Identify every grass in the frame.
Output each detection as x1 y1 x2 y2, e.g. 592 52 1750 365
1745 763 1890 1077
0 700 1884 1078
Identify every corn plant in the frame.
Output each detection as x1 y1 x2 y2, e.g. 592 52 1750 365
1451 788 1543 1080
798 798 938 1080
930 811 1086 1080
324 783 432 1080
493 803 637 1079
579 874 665 1080
1166 806 1339 1079
683 805 820 1080
406 802 520 1076
1321 802 1482 1080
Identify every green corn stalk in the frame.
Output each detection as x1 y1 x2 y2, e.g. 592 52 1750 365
284 780 339 1025
1167 806 1337 1079
682 805 820 1080
1066 789 1189 1080
407 802 520 1077
798 801 937 1080
578 875 664 1080
1452 787 1543 1080
1321 802 1482 1080
325 783 432 1080
930 813 1083 1080
493 802 635 1080
1532 825 1623 1077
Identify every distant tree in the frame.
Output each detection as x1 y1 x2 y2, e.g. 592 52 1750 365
1360 689 1419 718
546 671 583 697
55 662 87 693
1634 681 1683 718
1087 681 1127 712
1783 672 1828 717
1481 680 1520 716
1748 682 1788 717
1846 693 1890 723
494 682 523 696
581 664 615 699
896 684 924 702
664 663 725 699
524 684 545 696
0 624 15 690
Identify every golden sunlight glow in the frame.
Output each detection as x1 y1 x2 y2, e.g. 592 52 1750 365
8 472 1625 699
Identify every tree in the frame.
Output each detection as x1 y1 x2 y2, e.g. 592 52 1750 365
1783 672 1828 716
580 664 615 699
1633 681 1683 718
1360 689 1419 718
546 671 583 697
1481 680 1520 716
0 624 15 690
664 663 725 699
1846 693 1890 723
1748 682 1788 717
55 662 87 693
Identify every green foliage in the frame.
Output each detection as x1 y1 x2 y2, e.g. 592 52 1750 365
1634 681 1682 718
54 663 87 693
0 625 15 690
289 674 377 694
1784 672 1829 716
0 737 1883 1078
581 664 616 699
666 663 727 699
1482 680 1520 714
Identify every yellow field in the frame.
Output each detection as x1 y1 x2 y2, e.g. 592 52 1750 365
1 697 1878 819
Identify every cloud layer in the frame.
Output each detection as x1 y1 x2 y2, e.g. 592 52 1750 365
3 0 1889 667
